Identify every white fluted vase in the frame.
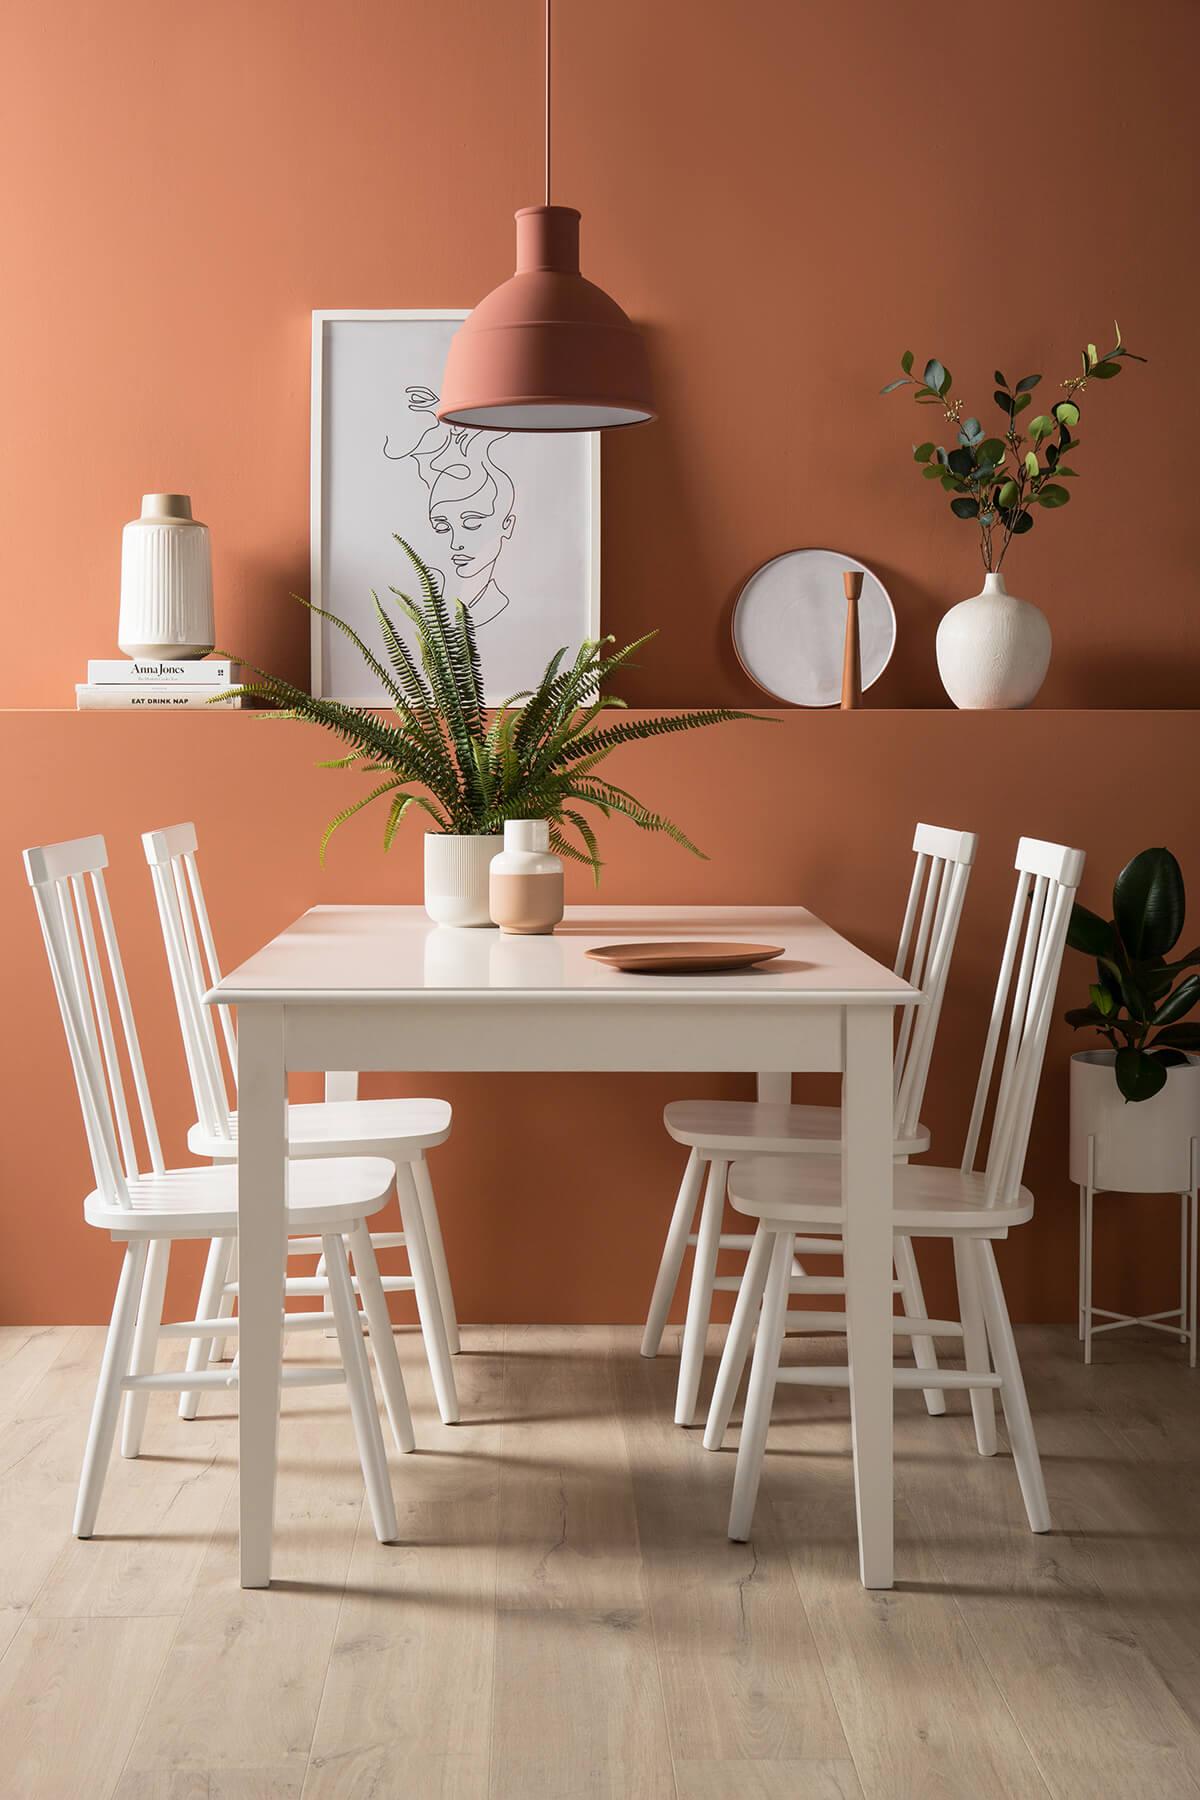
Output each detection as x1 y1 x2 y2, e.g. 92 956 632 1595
935 571 1051 710
424 833 504 927
118 494 214 658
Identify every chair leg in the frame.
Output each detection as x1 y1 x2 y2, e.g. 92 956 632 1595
396 1163 459 1425
323 1233 398 1545
213 1234 238 1361
121 1237 170 1458
893 1233 945 1418
75 1241 148 1537
179 1235 235 1420
728 1227 792 1542
703 1222 772 1450
674 1157 729 1426
1083 1181 1095 1366
348 1220 415 1454
975 1240 1051 1533
411 1156 459 1355
641 1147 705 1359
954 1237 997 1455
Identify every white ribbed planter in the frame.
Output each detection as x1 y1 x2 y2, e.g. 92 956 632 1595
1069 1050 1200 1192
117 494 214 658
935 571 1051 709
423 833 503 927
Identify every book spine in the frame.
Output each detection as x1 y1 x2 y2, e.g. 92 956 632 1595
75 685 243 710
86 659 235 685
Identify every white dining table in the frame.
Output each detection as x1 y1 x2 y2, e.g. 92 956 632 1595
208 903 917 1591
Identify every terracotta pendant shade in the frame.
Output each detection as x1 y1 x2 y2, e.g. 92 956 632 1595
438 207 654 432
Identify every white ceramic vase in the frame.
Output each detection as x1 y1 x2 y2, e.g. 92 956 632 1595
117 494 214 658
423 833 503 927
1069 1050 1200 1193
935 571 1051 710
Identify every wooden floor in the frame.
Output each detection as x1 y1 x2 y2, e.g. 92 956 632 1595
2 1320 1199 1799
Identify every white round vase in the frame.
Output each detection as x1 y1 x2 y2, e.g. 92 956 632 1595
423 833 503 928
935 571 1051 710
1069 1050 1200 1193
117 494 214 658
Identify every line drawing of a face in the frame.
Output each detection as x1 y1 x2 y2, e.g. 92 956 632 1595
384 388 517 627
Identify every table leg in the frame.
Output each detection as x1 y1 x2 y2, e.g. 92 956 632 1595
842 1005 895 1590
237 1004 288 1589
756 1071 791 1104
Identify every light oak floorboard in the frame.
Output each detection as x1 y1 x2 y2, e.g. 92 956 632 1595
3 1325 1200 1799
488 1325 676 1800
0 1614 178 1800
302 1328 504 1800
673 1760 864 1800
615 1328 850 1765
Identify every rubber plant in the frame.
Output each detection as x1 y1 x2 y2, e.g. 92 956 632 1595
1064 848 1200 1101
881 323 1145 574
220 538 765 877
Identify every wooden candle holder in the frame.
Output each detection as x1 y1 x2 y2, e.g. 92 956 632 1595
841 569 864 709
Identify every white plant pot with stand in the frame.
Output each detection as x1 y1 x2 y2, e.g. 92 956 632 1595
1069 1049 1200 1365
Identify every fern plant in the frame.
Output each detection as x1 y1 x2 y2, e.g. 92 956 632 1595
221 537 765 877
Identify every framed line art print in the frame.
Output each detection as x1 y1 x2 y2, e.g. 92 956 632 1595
310 310 601 703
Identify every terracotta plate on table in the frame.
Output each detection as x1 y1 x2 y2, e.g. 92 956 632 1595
585 941 786 974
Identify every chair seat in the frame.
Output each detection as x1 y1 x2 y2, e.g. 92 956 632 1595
663 1099 930 1159
189 1096 452 1161
85 1156 397 1237
726 1154 1033 1234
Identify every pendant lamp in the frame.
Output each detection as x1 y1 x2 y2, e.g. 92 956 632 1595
438 0 654 432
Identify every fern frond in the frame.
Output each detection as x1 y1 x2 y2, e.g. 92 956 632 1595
320 780 402 865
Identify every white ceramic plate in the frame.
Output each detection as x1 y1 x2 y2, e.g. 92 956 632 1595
732 548 896 707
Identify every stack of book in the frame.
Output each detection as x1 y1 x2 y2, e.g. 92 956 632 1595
75 658 243 710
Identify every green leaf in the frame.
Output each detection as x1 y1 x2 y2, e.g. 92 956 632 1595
1114 847 1185 958
1015 374 1042 393
950 497 979 519
1068 904 1116 957
997 479 1019 507
913 441 935 462
1013 392 1032 415
1010 511 1034 535
1089 360 1121 379
921 463 945 480
994 371 1009 389
1029 414 1055 444
1024 451 1040 478
1089 982 1116 1017
947 446 975 477
1054 401 1081 427
1153 1022 1200 1051
923 358 948 395
1064 1004 1106 1029
1148 1047 1191 1067
994 389 1015 415
880 377 911 395
958 417 984 445
976 437 1006 466
1154 973 1200 1027
1037 484 1071 508
1114 1047 1168 1103
901 350 914 374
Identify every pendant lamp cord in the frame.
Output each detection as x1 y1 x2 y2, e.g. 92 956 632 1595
544 0 552 206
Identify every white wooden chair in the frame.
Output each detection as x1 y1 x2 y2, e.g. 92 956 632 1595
24 834 404 1544
716 836 1085 1548
642 822 978 1427
141 822 461 1427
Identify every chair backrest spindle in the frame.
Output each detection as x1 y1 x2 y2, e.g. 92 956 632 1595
24 835 164 1209
890 823 978 1142
960 836 1086 1206
142 823 236 1142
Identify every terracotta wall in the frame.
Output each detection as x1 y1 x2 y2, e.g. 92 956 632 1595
1 2 1198 1324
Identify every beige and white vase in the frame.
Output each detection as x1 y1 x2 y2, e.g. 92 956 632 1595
117 494 214 658
935 571 1051 709
424 832 504 927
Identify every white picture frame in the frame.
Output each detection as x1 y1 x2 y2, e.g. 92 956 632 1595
310 309 601 703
